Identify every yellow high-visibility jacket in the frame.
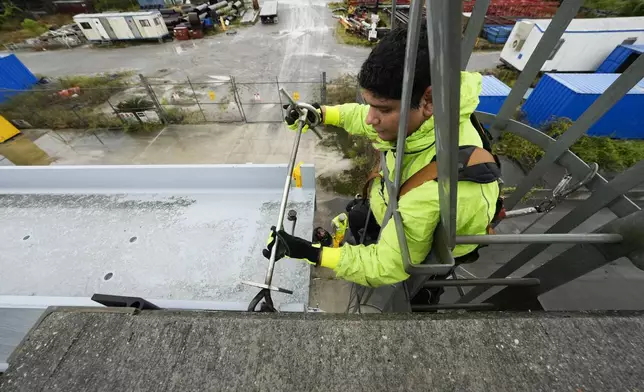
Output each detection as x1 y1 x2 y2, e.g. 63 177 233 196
320 72 499 287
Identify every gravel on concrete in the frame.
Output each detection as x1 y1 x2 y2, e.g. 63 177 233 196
2 307 644 391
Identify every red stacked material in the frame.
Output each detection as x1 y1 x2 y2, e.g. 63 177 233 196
463 0 559 18
348 0 411 6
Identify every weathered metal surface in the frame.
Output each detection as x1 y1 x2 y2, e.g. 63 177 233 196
3 308 644 391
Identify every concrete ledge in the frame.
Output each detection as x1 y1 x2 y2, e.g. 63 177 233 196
2 308 644 391
0 164 316 193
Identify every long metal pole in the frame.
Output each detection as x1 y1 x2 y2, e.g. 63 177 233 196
423 278 540 287
264 111 308 286
460 0 490 70
426 0 462 246
455 233 623 245
390 0 397 30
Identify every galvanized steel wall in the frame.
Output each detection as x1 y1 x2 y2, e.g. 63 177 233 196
0 55 38 104
477 75 511 115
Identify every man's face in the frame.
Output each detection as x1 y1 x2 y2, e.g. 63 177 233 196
361 89 432 142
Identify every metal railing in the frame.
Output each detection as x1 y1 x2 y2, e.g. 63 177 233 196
353 0 644 313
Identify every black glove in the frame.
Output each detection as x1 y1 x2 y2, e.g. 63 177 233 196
263 226 321 266
283 102 322 126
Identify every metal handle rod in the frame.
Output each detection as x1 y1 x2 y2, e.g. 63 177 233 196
423 278 540 288
264 110 308 287
504 207 539 219
455 233 623 245
279 89 323 139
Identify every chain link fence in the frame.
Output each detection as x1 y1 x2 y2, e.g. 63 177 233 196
0 72 345 131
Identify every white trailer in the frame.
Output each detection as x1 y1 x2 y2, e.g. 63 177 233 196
500 16 644 72
74 11 169 42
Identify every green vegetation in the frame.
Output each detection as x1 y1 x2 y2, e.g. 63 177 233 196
94 0 139 12
581 0 644 16
494 118 644 173
117 97 154 113
482 68 522 88
20 18 47 35
0 3 74 44
473 37 505 52
0 72 134 130
335 24 377 47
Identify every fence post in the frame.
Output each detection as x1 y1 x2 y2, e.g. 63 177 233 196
138 74 167 124
321 71 327 105
186 76 208 122
230 75 247 123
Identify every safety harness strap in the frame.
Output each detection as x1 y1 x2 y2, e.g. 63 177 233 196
398 146 500 198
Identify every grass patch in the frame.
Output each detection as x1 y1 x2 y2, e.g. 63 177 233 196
494 118 644 173
326 74 359 105
473 37 505 52
327 1 347 8
0 14 74 44
334 23 376 47
580 0 644 16
0 72 134 130
481 67 521 88
319 125 378 196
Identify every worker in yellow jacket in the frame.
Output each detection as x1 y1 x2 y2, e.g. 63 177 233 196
264 25 500 289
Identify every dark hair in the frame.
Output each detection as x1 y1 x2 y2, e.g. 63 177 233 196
357 24 431 108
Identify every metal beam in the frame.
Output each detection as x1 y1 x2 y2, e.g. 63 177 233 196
390 0 397 30
505 53 644 210
487 0 582 139
461 0 490 70
423 278 540 287
455 233 623 245
426 0 462 246
487 210 644 310
412 303 494 311
458 158 644 304
475 111 640 218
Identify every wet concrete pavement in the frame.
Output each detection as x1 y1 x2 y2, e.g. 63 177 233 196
7 0 500 81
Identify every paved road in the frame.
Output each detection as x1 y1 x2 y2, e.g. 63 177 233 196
7 0 500 81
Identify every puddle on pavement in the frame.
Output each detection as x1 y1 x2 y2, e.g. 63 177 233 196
0 134 53 166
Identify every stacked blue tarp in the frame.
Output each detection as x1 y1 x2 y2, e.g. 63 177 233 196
522 73 644 139
0 54 38 104
482 25 513 44
596 44 644 73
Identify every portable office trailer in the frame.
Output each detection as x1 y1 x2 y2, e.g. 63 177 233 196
477 75 511 115
596 44 644 73
522 73 644 139
74 11 169 42
501 17 644 72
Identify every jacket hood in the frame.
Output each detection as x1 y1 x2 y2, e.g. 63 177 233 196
372 71 483 152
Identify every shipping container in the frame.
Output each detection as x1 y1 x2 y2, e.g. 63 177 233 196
477 75 511 115
501 17 644 72
521 73 644 139
0 54 38 104
74 11 169 41
596 44 644 73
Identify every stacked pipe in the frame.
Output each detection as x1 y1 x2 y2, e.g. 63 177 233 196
232 1 244 10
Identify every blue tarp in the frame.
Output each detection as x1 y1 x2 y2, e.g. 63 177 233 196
596 44 644 73
0 54 38 104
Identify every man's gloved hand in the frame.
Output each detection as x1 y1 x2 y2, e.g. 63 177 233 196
263 226 321 265
283 103 322 132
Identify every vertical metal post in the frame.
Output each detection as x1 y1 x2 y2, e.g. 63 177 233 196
138 74 167 124
390 0 397 30
321 71 327 105
230 75 247 123
426 0 462 246
505 54 644 210
487 0 581 139
186 76 208 123
460 0 490 70
107 99 127 128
